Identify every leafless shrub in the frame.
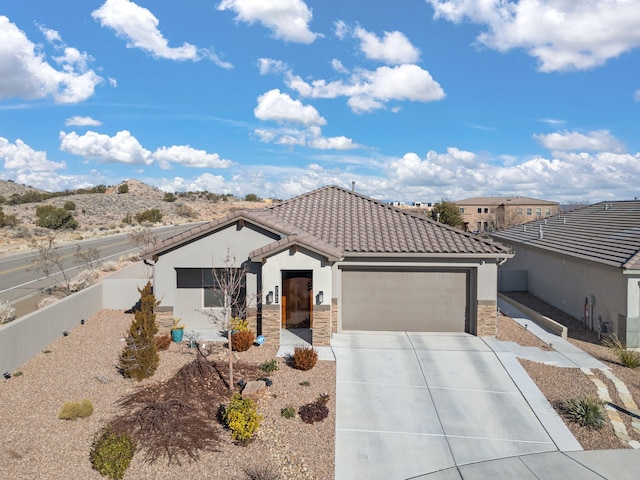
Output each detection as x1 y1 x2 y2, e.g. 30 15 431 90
37 296 58 309
0 300 16 324
174 203 198 219
101 261 118 272
127 227 158 249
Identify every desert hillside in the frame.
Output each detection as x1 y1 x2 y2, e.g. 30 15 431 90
0 179 270 253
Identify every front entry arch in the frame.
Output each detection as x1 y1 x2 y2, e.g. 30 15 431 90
282 271 313 329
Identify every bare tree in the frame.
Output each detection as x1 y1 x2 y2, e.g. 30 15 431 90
30 234 102 295
128 227 159 249
200 250 254 391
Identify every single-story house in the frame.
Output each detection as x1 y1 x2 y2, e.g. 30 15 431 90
492 200 640 347
142 186 513 345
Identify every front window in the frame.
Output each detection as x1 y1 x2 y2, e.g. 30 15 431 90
176 267 246 312
526 208 532 216
545 208 551 216
517 208 523 216
460 207 465 213
535 208 542 216
477 208 482 213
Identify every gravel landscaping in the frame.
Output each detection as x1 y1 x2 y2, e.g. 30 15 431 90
498 292 640 450
0 310 335 480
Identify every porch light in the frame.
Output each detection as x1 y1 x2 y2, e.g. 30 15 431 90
317 291 324 305
275 286 279 303
266 291 274 304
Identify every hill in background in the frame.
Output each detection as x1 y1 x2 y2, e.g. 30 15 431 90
0 179 270 253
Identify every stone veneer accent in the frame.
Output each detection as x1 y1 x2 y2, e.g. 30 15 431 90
331 299 338 334
313 305 331 346
261 305 281 345
477 300 497 336
246 307 258 335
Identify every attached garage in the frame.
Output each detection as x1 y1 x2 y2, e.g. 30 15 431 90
341 268 471 333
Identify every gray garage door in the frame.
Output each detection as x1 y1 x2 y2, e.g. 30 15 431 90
341 269 469 332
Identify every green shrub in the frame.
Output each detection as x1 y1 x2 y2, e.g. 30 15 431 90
298 393 330 424
223 393 263 444
58 399 94 420
244 193 261 202
135 208 162 224
3 214 19 227
117 183 129 194
280 406 296 419
565 395 606 430
292 345 318 371
230 317 250 332
602 335 640 369
299 381 311 387
35 204 78 230
162 192 176 202
90 428 135 480
260 359 279 373
63 200 76 210
119 281 159 381
231 330 255 352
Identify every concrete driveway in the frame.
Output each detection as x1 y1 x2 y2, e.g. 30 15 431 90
332 332 566 480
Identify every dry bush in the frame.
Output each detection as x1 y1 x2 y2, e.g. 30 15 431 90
37 295 59 309
155 334 171 350
231 330 255 352
101 261 119 272
0 300 16 324
58 399 94 420
292 344 318 371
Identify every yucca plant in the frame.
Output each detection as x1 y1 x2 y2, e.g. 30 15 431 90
565 395 606 430
602 335 640 369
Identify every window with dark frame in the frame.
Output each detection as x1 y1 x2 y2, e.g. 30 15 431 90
176 267 246 313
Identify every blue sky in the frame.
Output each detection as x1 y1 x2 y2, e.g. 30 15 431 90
1 0 639 203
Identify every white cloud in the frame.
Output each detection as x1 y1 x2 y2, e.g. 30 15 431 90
254 89 326 126
218 0 318 44
257 58 289 75
353 26 420 64
385 146 640 201
92 0 230 65
635 89 640 102
158 173 227 194
254 125 360 150
0 137 72 190
427 0 640 72
0 16 102 103
331 59 348 74
60 130 234 170
539 118 565 126
287 64 445 113
60 130 153 165
534 130 624 152
65 116 103 127
153 145 234 169
334 20 348 40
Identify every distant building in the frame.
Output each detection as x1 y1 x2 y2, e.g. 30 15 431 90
456 196 560 232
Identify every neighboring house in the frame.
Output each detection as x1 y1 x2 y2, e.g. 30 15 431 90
142 186 513 346
456 196 560 232
492 201 640 347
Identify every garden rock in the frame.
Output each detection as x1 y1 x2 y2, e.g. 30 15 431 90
242 380 267 402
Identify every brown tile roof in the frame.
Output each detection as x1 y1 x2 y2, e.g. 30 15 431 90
265 186 510 255
143 185 512 258
491 200 640 270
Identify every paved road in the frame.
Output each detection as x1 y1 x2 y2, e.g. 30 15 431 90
0 223 202 307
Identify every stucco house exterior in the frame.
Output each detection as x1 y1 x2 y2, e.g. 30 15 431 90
456 196 560 233
492 200 640 347
142 186 513 346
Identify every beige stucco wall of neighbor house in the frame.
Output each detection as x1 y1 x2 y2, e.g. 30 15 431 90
260 246 333 345
152 222 277 330
499 243 630 340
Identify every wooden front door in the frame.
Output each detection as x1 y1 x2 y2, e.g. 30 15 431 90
282 271 312 329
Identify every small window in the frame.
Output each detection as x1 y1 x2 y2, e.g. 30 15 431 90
459 207 465 213
483 208 489 213
526 208 532 216
517 208 523 216
477 208 482 213
477 221 482 231
545 208 551 216
535 208 542 216
483 221 489 230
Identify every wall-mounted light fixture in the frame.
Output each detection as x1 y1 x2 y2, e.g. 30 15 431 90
316 290 324 305
62 331 69 337
80 319 85 325
3 372 11 380
266 291 274 304
275 286 279 303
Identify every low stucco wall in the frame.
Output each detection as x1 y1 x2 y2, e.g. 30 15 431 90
0 283 103 374
0 263 150 375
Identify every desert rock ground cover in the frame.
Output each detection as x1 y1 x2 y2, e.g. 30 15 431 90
498 292 640 450
0 310 335 480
